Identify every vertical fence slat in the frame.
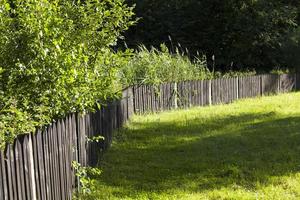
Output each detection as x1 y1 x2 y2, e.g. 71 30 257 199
43 128 51 200
14 139 23 200
63 118 70 199
65 117 71 199
48 126 57 200
52 123 61 199
36 130 46 200
60 119 67 199
5 145 14 200
10 143 18 199
0 150 5 198
72 113 79 190
32 132 41 200
28 134 37 200
1 150 8 200
296 72 300 90
23 136 32 200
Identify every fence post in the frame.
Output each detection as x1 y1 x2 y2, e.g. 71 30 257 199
128 87 134 118
260 75 263 96
174 82 178 109
208 80 212 106
278 74 281 94
28 135 37 200
236 77 239 100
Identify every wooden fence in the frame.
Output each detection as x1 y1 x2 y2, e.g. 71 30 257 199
0 88 134 200
133 73 300 113
0 73 299 199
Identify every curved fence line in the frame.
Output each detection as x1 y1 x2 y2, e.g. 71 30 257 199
0 73 299 199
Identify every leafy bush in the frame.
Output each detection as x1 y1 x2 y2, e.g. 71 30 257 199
72 161 102 198
0 0 135 148
270 68 292 75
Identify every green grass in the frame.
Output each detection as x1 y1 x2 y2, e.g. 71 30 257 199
91 92 300 200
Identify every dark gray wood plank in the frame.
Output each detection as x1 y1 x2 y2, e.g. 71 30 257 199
10 142 18 200
0 150 4 199
5 145 14 200
57 122 65 200
14 139 23 200
28 134 37 200
32 132 41 200
36 130 46 200
52 123 61 199
48 126 56 200
1 150 8 200
43 128 51 200
60 119 68 199
22 136 32 200
68 115 74 199
17 138 26 200
72 113 79 189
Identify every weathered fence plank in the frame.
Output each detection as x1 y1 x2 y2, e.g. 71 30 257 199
33 132 41 200
51 124 60 200
279 74 296 93
296 72 300 90
14 139 23 200
47 126 54 200
6 145 14 200
0 150 4 199
42 129 51 200
261 74 280 95
1 150 9 200
23 136 31 200
36 131 46 200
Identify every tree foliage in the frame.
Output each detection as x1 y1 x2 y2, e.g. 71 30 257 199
0 0 135 148
125 0 298 70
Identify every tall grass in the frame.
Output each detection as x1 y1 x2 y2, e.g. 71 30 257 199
120 44 212 86
119 44 259 87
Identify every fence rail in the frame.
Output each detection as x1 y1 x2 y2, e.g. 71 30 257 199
0 73 299 199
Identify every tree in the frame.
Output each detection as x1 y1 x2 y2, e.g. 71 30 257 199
0 0 135 148
125 0 298 71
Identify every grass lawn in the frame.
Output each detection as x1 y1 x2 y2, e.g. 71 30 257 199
90 92 300 200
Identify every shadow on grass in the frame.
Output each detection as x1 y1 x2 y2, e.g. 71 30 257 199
98 112 300 196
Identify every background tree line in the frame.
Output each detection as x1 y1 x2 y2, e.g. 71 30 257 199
124 0 300 72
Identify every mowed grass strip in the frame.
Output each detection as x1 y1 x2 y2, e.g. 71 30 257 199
92 92 300 200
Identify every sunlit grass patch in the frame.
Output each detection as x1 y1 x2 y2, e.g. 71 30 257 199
90 92 300 200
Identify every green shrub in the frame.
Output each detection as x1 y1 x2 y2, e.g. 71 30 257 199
0 0 135 149
216 70 256 78
270 67 292 75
